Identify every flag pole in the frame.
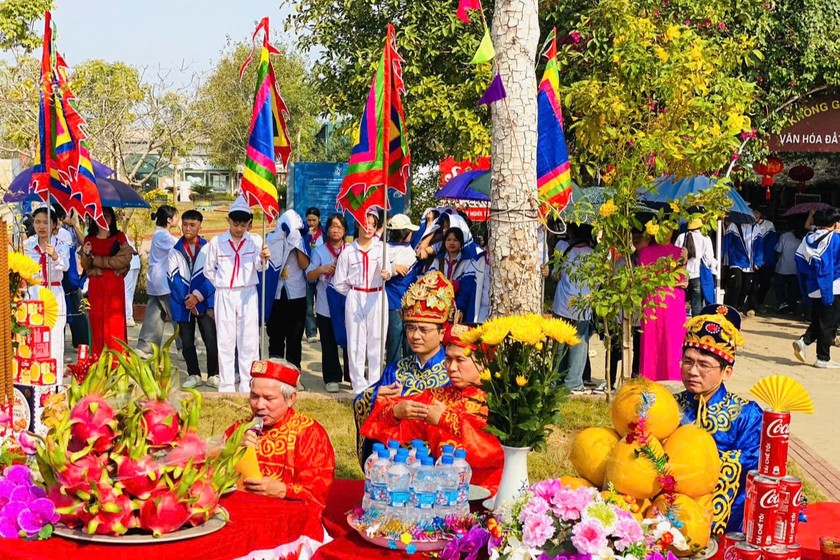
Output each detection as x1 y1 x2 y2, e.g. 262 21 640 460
380 207 388 374
260 206 268 358
379 25 394 376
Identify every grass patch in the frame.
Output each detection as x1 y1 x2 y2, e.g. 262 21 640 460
787 460 827 504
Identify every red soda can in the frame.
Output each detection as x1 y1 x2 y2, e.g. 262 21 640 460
759 410 791 477
78 344 89 361
735 542 762 560
786 544 801 560
723 533 747 560
745 474 780 547
775 476 802 545
762 545 788 560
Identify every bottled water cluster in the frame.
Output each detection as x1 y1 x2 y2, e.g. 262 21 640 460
362 440 473 522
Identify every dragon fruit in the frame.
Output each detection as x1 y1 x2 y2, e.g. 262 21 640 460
138 489 191 537
185 480 219 527
79 482 137 536
114 453 163 499
139 400 180 448
56 453 105 494
163 430 208 470
46 486 86 528
69 394 117 453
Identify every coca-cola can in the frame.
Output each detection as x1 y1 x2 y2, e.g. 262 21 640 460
724 533 747 560
745 473 780 547
735 542 762 560
759 410 791 477
787 544 801 560
762 545 788 560
775 476 802 545
78 344 89 361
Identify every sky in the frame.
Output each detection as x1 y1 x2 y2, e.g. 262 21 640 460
46 0 298 85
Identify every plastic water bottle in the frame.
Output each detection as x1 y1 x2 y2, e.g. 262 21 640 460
386 454 411 521
411 456 438 524
362 443 386 511
452 449 472 517
394 448 409 466
367 449 391 516
436 455 459 518
435 444 455 466
409 448 429 475
408 439 425 465
387 439 400 460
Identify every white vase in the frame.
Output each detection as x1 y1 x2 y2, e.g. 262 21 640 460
493 445 530 513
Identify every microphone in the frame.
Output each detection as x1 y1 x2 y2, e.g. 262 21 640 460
249 417 264 435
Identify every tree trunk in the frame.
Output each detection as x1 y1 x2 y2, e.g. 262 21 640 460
488 0 541 316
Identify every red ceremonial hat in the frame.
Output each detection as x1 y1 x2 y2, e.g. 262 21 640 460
443 323 477 350
401 271 455 324
250 359 300 387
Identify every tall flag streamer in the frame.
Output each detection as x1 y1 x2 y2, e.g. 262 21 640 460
31 12 106 227
457 0 482 23
537 28 573 218
337 24 411 228
239 17 292 223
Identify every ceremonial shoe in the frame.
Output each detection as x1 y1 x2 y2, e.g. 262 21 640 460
134 348 151 359
569 386 590 396
182 375 201 389
206 375 221 389
814 359 840 369
325 382 340 393
792 338 807 363
126 318 136 327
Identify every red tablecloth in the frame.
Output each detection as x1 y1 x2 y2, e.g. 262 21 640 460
316 481 840 560
0 490 325 560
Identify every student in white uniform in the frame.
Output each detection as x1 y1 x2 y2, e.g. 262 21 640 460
202 196 271 392
125 240 141 327
332 210 392 394
137 205 179 355
264 209 310 369
24 206 70 377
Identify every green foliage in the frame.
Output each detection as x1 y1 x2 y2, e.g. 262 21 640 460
0 0 51 51
283 0 493 164
193 40 326 171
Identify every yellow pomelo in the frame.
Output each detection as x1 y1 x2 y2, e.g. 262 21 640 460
604 437 664 499
664 424 721 498
14 305 27 323
611 380 680 441
647 493 712 555
570 427 621 487
559 475 595 489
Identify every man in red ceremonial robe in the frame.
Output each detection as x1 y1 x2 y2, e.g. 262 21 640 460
360 324 503 492
226 359 336 512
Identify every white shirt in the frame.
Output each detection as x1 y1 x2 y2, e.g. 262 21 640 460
551 240 593 321
128 240 141 271
307 242 344 317
775 231 800 275
332 239 390 295
146 227 178 296
202 231 264 289
266 226 308 300
24 235 69 285
675 230 717 280
388 243 417 270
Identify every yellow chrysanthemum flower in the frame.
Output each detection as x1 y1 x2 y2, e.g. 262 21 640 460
479 369 492 381
510 321 544 345
459 326 484 345
481 324 510 345
515 375 527 387
463 347 471 357
599 200 618 218
541 317 581 346
645 220 660 237
8 251 41 283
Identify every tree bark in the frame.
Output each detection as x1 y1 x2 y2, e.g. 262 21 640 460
488 0 541 316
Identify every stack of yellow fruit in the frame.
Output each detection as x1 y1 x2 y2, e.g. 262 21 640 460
569 380 719 554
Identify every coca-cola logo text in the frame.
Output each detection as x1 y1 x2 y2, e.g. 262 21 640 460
759 489 779 509
765 418 790 439
792 488 802 507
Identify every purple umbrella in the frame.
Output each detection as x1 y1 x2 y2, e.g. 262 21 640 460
4 160 114 196
435 169 490 201
782 202 832 216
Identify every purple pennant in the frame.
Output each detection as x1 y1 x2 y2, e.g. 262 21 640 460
477 72 507 106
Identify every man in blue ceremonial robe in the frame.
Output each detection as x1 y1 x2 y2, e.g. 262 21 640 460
353 271 455 465
677 304 763 535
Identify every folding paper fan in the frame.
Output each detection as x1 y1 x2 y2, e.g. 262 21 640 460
37 287 60 329
749 375 814 414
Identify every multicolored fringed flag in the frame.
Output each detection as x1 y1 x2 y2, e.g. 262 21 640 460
30 12 55 203
337 24 410 228
537 28 573 218
239 17 292 223
457 0 482 23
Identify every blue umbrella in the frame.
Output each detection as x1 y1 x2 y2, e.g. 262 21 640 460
95 177 150 208
435 169 490 199
642 175 756 224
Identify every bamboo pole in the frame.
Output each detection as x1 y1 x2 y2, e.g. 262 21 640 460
0 226 13 413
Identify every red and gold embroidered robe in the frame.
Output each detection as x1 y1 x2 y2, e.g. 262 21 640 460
360 385 503 493
228 409 335 512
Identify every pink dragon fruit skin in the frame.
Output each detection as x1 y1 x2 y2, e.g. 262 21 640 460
138 489 191 537
114 454 164 500
140 400 181 448
186 480 219 527
79 483 137 536
164 430 208 469
47 486 85 529
69 395 117 453
57 453 105 494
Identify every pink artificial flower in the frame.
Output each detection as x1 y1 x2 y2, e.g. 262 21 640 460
613 516 644 551
17 431 36 456
571 519 609 555
550 486 594 522
532 480 561 502
522 512 556 549
520 496 551 521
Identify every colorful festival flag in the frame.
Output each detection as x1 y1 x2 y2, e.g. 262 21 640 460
239 17 292 223
470 27 496 65
477 72 507 106
537 28 573 217
337 24 411 228
456 0 482 24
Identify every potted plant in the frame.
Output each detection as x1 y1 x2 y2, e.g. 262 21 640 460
191 183 214 211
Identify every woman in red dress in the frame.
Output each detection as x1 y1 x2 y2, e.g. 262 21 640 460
79 207 136 354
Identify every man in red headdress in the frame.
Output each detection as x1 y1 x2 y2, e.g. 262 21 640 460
360 323 503 492
225 358 335 510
